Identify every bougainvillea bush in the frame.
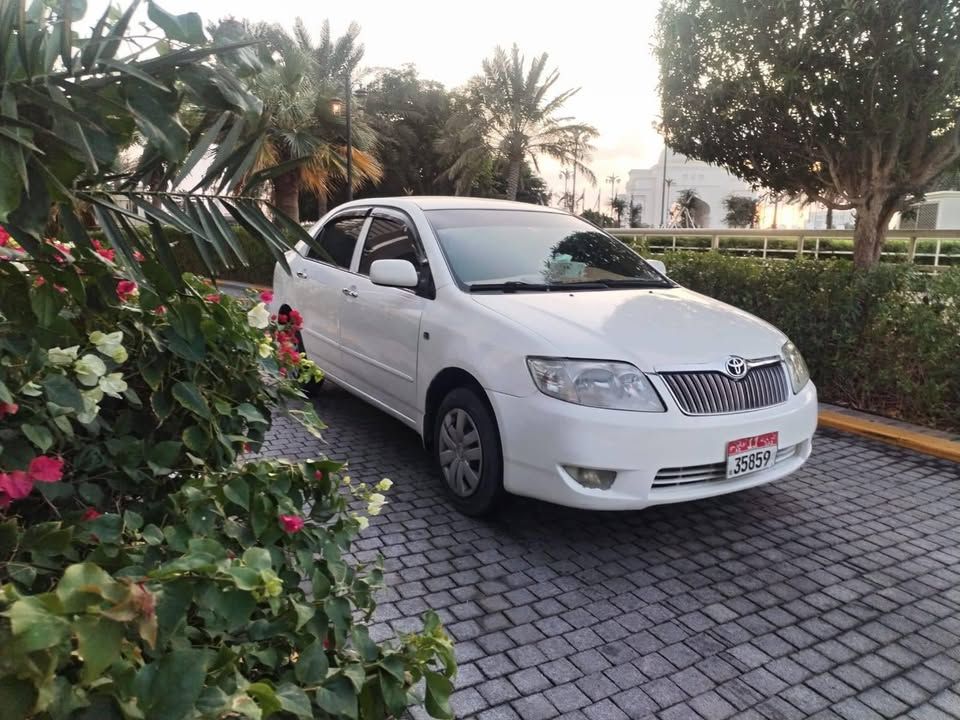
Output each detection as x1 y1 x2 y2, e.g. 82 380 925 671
0 234 455 719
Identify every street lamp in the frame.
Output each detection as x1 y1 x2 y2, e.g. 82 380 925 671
340 70 367 202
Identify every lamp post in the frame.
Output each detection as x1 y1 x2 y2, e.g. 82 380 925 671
338 69 366 203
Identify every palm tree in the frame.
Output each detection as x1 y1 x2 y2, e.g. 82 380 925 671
671 188 704 228
609 197 627 227
219 19 383 222
442 45 597 200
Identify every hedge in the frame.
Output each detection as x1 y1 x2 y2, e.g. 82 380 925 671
662 253 960 432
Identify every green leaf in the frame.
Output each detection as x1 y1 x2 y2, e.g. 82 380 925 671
275 684 312 719
30 281 61 327
143 524 164 545
42 374 84 412
21 422 53 452
223 476 249 510
182 425 210 454
0 678 35 720
314 676 357 720
172 381 211 420
380 671 407 718
78 482 104 506
124 510 144 531
151 390 174 422
148 440 181 474
236 402 267 425
250 493 272 538
75 616 124 682
227 566 260 591
295 641 329 684
246 683 281 717
56 562 121 612
147 1 205 44
137 648 209 720
138 353 165 391
242 547 271 570
424 671 454 720
5 594 70 652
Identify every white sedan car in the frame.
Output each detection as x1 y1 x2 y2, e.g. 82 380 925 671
273 197 817 515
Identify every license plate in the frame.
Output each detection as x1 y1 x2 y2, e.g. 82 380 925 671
726 432 778 479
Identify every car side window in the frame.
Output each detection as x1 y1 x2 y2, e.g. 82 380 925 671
309 215 366 269
357 215 423 276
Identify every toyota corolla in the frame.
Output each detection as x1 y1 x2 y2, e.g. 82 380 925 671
273 197 817 515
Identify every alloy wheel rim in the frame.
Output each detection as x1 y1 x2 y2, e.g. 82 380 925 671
438 408 483 497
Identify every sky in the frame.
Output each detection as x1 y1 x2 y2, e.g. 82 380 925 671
97 0 667 204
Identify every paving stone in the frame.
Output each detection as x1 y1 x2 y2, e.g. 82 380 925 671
260 396 960 720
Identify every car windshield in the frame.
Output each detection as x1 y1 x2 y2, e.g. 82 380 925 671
425 209 673 290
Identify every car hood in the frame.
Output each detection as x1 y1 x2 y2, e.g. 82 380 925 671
470 287 787 370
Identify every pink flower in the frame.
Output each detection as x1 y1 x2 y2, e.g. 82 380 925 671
28 456 64 483
154 305 167 316
82 507 101 521
116 280 138 302
0 226 9 246
0 471 33 502
314 470 325 480
204 293 221 303
260 290 274 303
34 276 46 287
0 402 19 419
91 239 116 262
279 514 304 534
133 250 145 262
277 313 288 325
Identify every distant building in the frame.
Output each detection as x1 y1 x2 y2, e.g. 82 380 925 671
895 191 960 229
621 149 755 228
621 149 855 229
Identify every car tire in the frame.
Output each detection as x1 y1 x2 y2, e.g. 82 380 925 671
433 387 504 516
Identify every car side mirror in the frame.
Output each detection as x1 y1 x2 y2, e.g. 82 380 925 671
370 259 419 288
647 259 667 276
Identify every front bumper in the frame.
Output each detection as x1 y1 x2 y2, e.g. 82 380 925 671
488 380 818 510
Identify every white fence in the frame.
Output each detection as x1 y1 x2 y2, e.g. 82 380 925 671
607 228 960 268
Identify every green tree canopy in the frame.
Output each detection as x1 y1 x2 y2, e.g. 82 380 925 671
656 0 960 267
723 195 758 228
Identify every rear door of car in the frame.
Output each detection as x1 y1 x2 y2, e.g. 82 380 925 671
287 210 370 378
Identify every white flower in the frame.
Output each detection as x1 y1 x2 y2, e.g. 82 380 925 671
47 346 79 366
98 372 128 399
77 388 103 424
89 330 127 364
74 354 107 387
258 341 273 358
375 478 393 492
10 261 28 272
366 493 387 516
356 515 369 531
20 382 42 397
247 302 270 329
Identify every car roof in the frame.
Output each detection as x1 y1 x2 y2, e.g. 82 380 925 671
334 196 567 214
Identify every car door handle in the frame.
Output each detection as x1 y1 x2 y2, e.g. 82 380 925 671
341 287 358 298
296 270 308 279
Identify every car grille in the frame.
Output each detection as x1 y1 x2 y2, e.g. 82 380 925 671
653 443 801 488
660 361 789 415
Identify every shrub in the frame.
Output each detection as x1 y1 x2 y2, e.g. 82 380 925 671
664 253 960 431
0 235 455 718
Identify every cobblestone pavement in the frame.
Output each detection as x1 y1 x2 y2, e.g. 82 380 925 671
262 386 960 720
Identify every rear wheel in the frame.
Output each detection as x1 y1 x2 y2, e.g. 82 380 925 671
433 388 504 516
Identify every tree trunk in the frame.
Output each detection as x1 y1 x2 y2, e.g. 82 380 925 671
505 158 522 201
852 195 898 270
273 171 300 224
826 206 833 230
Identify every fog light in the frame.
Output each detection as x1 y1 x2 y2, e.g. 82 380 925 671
563 466 617 490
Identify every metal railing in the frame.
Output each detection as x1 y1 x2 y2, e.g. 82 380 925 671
607 228 960 268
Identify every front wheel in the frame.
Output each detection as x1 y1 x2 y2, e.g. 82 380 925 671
433 388 504 516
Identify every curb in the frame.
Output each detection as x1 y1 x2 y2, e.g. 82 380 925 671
818 409 960 463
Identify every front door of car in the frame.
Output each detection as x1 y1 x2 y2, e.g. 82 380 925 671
288 211 369 379
338 208 430 425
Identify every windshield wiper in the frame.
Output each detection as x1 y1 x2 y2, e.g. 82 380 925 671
468 281 552 292
591 278 674 288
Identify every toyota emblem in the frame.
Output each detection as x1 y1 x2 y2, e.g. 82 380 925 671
725 356 748 379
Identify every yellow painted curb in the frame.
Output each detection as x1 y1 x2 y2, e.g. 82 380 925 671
819 409 960 463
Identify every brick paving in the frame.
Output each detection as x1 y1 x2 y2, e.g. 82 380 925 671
261 386 960 719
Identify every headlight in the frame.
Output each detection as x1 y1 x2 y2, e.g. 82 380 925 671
526 358 665 412
781 341 810 393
